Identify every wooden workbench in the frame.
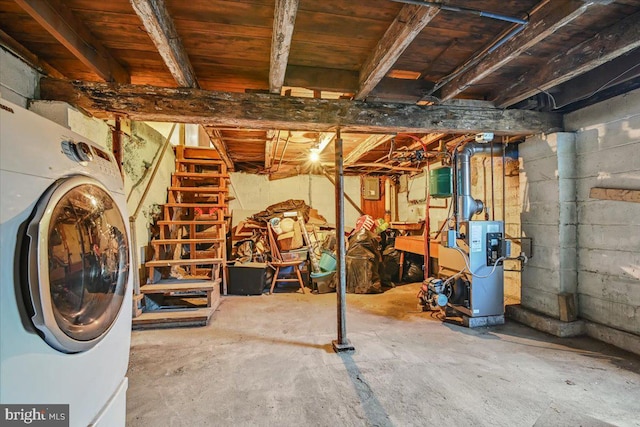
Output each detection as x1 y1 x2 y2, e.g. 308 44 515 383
394 235 439 282
394 235 439 258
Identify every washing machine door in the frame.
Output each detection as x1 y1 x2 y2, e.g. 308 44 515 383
25 175 129 353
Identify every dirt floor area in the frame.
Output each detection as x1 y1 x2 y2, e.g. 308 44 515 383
126 283 640 426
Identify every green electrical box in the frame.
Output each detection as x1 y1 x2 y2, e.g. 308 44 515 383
429 167 452 198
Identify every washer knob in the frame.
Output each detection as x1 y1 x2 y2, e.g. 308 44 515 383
61 140 93 163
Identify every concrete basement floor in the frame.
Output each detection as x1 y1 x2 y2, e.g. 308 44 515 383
126 283 640 427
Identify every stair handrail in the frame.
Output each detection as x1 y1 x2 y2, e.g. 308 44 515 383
128 123 176 297
129 123 177 220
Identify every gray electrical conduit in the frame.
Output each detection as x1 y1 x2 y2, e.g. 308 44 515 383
389 0 528 25
390 0 529 97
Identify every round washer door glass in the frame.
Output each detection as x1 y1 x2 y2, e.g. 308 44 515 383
27 177 129 352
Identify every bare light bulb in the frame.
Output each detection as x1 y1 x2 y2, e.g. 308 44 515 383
309 150 320 162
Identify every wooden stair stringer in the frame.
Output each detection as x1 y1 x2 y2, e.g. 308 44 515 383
136 145 230 328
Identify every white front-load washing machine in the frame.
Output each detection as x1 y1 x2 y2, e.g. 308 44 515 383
0 99 132 426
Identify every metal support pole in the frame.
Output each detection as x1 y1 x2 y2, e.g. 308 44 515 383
332 129 354 352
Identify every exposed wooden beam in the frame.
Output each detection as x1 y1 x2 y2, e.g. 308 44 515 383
130 0 198 88
375 132 445 164
354 5 439 100
39 78 562 134
323 162 423 173
0 29 66 79
344 134 395 165
495 10 640 107
202 127 235 171
270 0 299 94
407 133 446 150
15 0 128 83
441 0 594 100
265 130 276 169
590 187 640 203
316 132 335 154
549 48 640 109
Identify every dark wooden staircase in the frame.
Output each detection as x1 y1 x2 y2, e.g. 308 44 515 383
132 146 229 329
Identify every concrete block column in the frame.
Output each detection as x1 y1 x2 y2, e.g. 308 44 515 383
519 132 577 318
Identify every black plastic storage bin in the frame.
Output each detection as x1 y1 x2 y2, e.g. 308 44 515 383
227 262 269 295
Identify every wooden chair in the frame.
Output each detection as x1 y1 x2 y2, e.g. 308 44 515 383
267 223 306 294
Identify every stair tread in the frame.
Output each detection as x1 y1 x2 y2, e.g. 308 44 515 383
163 203 226 208
173 172 229 178
169 186 229 192
194 232 220 238
146 258 223 266
141 280 217 293
132 307 214 326
158 220 226 225
181 146 222 156
152 238 224 245
176 158 225 165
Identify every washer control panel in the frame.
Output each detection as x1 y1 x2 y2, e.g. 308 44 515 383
61 140 120 178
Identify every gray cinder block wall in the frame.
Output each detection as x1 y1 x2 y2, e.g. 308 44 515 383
520 88 640 338
519 133 578 318
565 89 640 336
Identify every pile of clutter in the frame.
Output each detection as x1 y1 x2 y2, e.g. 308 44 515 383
346 214 425 294
229 200 425 295
229 199 338 294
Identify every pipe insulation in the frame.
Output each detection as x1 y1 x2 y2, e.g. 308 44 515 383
456 142 503 223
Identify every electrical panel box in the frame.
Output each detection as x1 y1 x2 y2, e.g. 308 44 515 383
486 232 503 266
441 229 457 248
362 176 380 200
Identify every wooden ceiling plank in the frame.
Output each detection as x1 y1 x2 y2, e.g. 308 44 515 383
130 0 199 88
495 10 640 107
354 4 440 100
39 78 562 135
344 134 395 165
203 127 235 171
0 28 65 79
270 0 299 94
284 65 357 92
440 0 596 100
14 0 129 83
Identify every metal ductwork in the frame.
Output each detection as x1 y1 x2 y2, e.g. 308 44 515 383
456 142 503 223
